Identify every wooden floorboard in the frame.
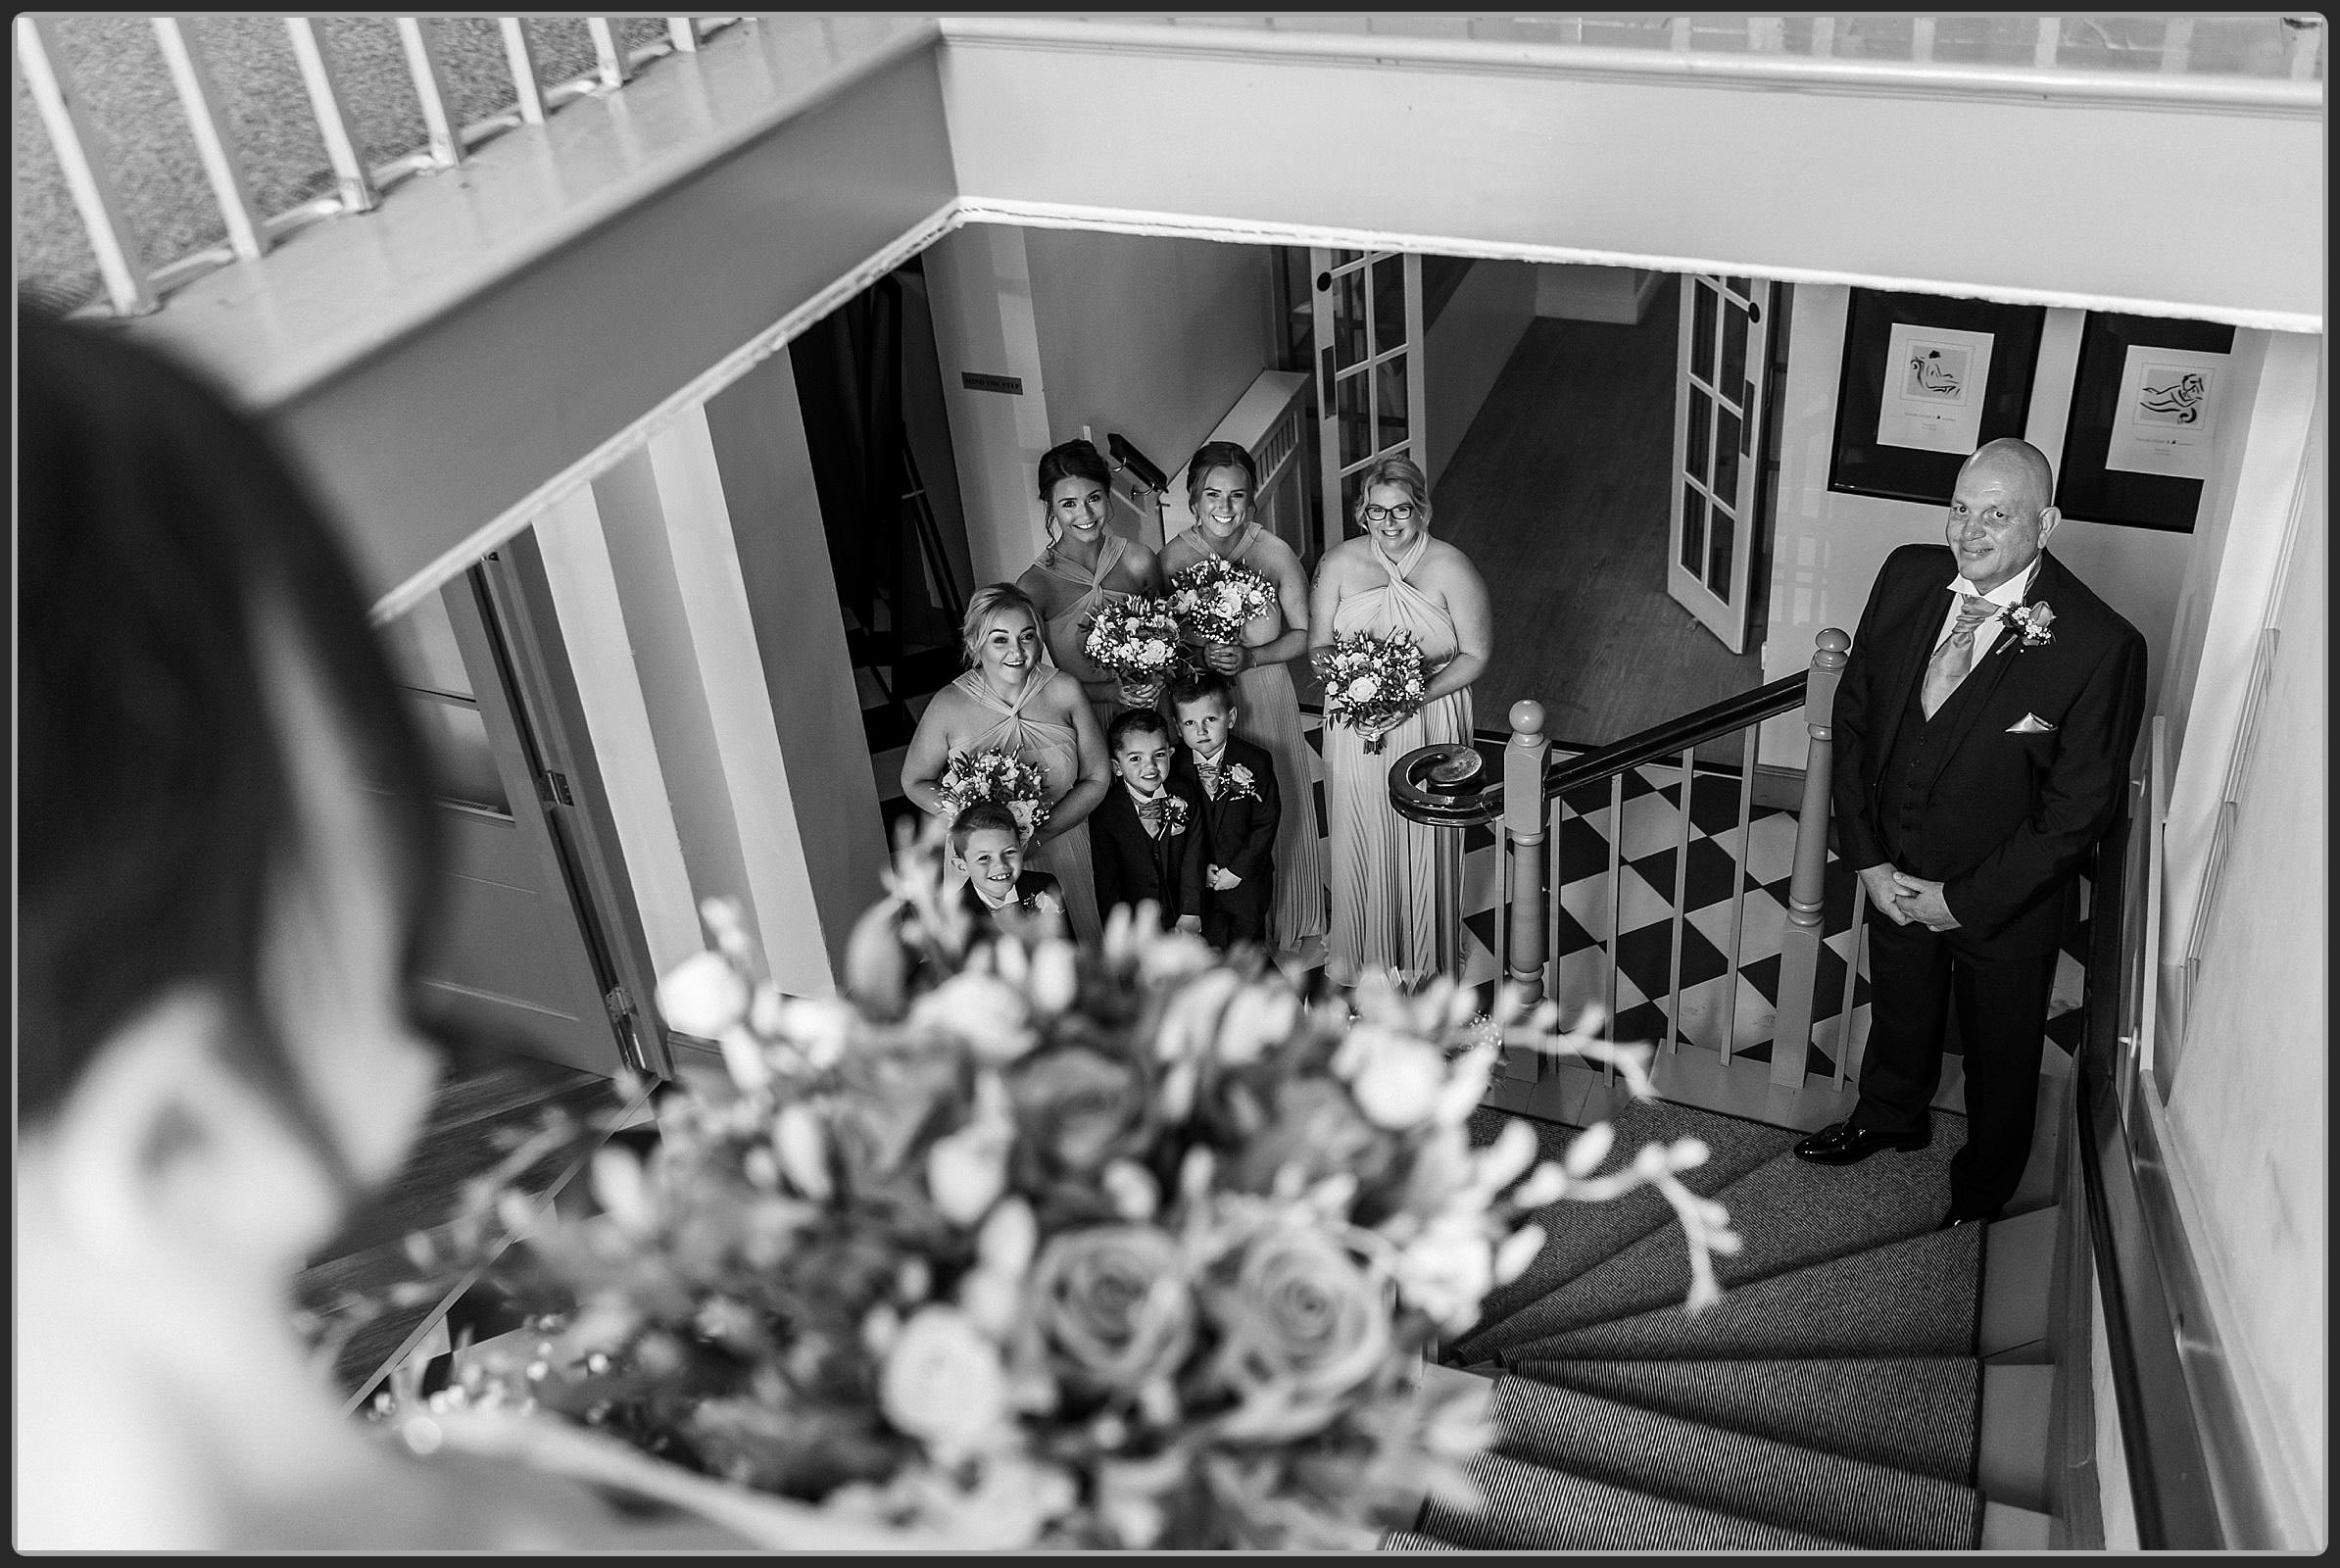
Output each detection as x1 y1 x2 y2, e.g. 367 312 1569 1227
1431 286 1766 754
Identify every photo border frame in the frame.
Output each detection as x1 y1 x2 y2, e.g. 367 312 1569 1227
1828 287 2047 507
2054 311 2236 533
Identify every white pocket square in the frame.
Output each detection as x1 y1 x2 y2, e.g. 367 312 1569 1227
2007 713 2057 734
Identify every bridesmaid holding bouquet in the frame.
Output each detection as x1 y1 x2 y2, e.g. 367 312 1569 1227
1307 455 1490 988
1017 439 1166 724
1159 441 1328 959
902 583 1110 947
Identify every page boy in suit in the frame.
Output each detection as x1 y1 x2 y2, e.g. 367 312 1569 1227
1091 709 1208 933
949 801 1063 938
1794 438 2147 1231
1168 670 1281 950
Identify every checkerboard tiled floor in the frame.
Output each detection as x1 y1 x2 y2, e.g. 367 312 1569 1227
856 645 2090 1077
1286 711 2092 1077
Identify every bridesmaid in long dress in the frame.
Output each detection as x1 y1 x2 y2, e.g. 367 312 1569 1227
1016 439 1165 727
1158 440 1328 958
901 583 1110 947
1307 455 1491 988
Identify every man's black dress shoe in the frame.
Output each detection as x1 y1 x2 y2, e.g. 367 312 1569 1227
1791 1118 1930 1165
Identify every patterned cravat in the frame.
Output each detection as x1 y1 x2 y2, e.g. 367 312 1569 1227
1922 596 2001 719
1195 754 1221 800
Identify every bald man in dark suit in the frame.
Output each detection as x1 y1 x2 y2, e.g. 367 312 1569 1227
1795 438 2148 1230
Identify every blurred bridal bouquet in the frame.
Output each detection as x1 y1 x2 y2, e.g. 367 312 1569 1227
391 823 1734 1549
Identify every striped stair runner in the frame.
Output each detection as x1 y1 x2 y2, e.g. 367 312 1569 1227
1393 1098 1987 1551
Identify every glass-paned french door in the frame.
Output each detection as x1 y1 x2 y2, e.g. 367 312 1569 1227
1669 273 1773 655
1310 248 1426 539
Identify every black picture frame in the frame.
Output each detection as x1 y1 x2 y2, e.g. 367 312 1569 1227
2054 312 2235 533
1828 288 2047 507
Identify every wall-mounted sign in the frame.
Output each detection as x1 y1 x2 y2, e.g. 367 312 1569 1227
961 371 1024 395
2055 312 2236 532
1828 288 2046 507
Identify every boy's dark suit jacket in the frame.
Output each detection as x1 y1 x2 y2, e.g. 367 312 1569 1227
1833 543 2147 958
1090 776 1211 926
958 869 1063 937
1172 735 1280 948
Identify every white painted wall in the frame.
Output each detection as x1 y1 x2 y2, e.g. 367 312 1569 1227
1026 227 1274 492
921 222 1058 591
925 221 1278 593
1424 259 1536 484
1758 286 2218 769
703 350 893 980
2156 421 2325 1546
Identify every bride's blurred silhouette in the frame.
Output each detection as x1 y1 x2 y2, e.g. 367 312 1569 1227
16 309 757 1548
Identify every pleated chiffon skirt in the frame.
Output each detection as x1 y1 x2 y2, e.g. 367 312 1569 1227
1232 658 1328 951
1322 687 1473 987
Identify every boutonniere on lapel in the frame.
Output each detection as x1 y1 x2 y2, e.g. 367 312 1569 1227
1218 763 1261 804
1140 794 1191 836
1998 600 2057 650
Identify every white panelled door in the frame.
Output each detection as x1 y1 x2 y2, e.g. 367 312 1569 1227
1668 273 1774 654
1310 249 1426 545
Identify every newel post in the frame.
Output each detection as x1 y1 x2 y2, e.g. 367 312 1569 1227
1769 628 1851 1088
1502 700 1552 1001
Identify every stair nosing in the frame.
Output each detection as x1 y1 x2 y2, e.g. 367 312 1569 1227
1485 1374 1983 1551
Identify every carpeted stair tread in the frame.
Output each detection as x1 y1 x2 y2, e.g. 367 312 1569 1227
1417 1451 1854 1551
1483 1375 1980 1549
1455 1101 1799 1354
1510 1355 1980 1485
1500 1222 1983 1363
1462 1130 1959 1359
1378 1529 1464 1550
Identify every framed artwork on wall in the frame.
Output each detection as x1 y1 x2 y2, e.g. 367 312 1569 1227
2054 312 2236 532
1827 287 2047 506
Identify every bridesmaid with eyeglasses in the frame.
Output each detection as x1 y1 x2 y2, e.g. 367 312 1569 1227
1307 454 1491 988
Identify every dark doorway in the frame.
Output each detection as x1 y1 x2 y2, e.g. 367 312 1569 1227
791 257 977 845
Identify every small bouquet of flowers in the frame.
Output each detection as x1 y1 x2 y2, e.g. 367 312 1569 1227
1166 557 1278 651
938 747 1052 841
1083 596 1191 707
380 821 1736 1551
1319 630 1431 755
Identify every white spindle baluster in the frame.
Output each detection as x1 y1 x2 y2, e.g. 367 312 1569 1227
152 16 268 261
397 17 463 169
18 16 158 316
588 18 632 88
1663 745 1695 1055
284 18 377 214
1719 725 1757 1064
500 18 548 123
667 17 701 53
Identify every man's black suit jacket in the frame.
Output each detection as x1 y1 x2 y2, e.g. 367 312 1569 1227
1090 777 1212 926
1172 734 1281 947
1832 544 2147 958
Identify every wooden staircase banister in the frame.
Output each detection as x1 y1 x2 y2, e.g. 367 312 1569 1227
1390 627 1854 1094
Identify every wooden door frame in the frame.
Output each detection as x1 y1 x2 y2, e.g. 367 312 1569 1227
469 537 674 1078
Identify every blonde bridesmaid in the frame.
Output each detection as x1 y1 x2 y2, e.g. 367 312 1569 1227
901 583 1110 947
1307 455 1491 988
1016 439 1165 727
1158 440 1328 959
